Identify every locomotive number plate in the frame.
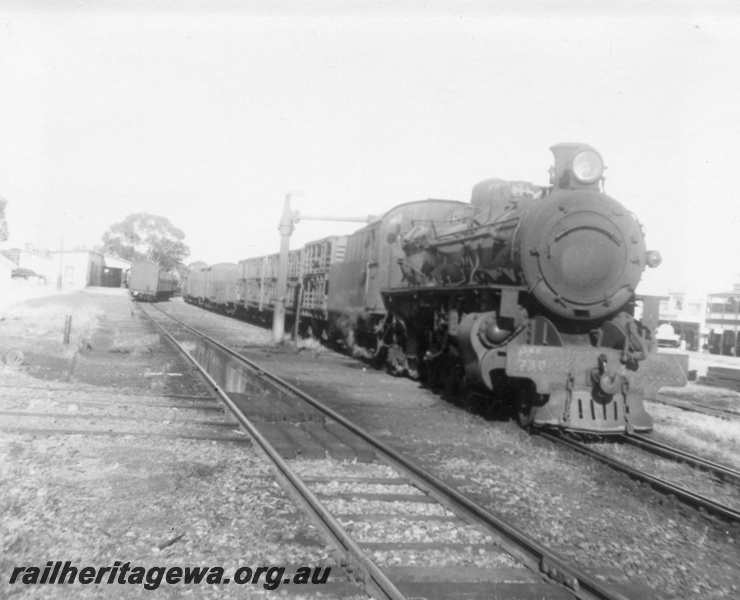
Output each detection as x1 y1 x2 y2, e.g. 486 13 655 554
506 345 687 390
506 345 597 376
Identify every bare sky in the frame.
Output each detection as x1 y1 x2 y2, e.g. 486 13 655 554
1 0 738 295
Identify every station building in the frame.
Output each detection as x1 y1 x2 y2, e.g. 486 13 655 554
50 250 106 288
657 291 707 352
101 254 132 288
49 251 132 289
2 246 131 289
706 282 740 356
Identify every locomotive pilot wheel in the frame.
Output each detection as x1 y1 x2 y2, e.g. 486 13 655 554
516 395 536 427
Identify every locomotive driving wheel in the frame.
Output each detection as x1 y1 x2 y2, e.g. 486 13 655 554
460 380 487 412
442 360 464 398
427 356 445 391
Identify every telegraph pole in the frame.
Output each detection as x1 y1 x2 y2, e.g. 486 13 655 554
56 226 65 291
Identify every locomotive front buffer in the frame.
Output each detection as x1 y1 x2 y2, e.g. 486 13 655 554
505 344 687 433
456 307 688 434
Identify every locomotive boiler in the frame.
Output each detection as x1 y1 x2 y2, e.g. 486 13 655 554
376 143 686 433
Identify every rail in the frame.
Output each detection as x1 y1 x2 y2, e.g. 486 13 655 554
620 433 740 485
142 303 635 600
141 307 406 600
537 431 740 524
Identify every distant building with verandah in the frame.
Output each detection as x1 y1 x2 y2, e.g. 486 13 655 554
706 279 740 356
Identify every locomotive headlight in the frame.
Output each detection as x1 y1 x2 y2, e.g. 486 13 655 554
646 250 662 268
571 149 604 184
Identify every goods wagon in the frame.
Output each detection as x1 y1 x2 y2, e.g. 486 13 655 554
203 263 239 313
128 260 176 302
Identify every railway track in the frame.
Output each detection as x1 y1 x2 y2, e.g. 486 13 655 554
537 432 740 525
650 394 740 421
0 383 247 444
619 433 740 486
140 302 645 600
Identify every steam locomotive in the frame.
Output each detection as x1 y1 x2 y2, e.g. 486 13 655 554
184 143 686 434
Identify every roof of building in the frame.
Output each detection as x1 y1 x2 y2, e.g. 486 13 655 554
51 249 104 256
0 254 16 270
104 254 133 268
15 247 52 258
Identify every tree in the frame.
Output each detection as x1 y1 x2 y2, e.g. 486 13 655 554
101 213 190 271
0 197 8 243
